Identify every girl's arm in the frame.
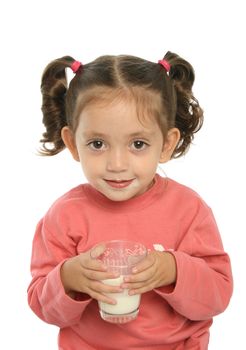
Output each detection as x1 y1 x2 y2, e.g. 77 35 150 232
28 216 123 328
157 209 233 320
124 209 233 321
157 247 232 320
27 219 92 328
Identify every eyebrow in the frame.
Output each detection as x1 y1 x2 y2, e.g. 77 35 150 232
82 130 155 138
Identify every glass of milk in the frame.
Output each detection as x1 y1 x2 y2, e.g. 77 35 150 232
91 240 147 324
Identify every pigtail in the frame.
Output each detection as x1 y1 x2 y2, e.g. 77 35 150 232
40 56 77 156
164 52 204 158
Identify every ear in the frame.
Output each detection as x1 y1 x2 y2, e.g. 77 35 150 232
61 126 80 162
159 128 180 163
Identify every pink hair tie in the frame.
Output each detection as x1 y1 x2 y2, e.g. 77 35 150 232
158 59 171 73
71 60 82 73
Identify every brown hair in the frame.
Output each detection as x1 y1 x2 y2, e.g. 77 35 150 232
40 52 203 158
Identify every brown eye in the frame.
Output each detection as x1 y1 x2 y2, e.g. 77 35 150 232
92 141 103 149
132 140 148 150
87 140 106 150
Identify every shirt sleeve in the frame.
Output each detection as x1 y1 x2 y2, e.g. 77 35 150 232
27 217 92 328
154 206 233 321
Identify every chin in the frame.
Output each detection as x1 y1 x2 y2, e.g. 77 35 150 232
103 190 136 202
105 193 131 202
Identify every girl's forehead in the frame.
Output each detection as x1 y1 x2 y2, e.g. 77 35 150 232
73 91 166 142
75 86 163 125
78 97 160 132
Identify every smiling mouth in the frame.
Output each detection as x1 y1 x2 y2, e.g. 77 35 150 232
104 179 134 189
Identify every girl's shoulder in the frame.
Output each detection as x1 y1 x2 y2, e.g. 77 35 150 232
164 177 211 211
166 177 201 198
44 183 89 218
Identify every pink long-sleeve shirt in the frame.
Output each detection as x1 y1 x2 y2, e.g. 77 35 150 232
28 175 233 349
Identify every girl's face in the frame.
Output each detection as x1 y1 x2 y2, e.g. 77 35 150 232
62 98 179 202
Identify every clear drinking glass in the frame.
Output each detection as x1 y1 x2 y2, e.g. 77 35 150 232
91 240 147 324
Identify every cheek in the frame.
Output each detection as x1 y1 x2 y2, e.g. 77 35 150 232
132 156 158 175
145 147 164 164
80 155 102 174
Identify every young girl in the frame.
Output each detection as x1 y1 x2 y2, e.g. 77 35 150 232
28 52 233 350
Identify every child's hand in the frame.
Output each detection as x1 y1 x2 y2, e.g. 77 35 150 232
60 250 122 304
121 251 177 295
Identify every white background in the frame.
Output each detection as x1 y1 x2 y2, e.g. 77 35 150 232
0 0 245 348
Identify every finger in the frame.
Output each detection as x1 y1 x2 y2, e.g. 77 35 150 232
123 268 154 284
96 281 123 293
86 281 122 304
90 243 106 259
120 277 156 295
80 255 107 272
83 268 120 281
128 284 155 295
86 287 117 305
89 280 123 294
131 254 155 274
121 276 154 291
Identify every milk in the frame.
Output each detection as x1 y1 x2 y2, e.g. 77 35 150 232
99 276 140 315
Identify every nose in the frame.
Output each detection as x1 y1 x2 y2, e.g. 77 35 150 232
106 148 128 173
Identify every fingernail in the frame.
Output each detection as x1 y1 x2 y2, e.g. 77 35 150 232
112 272 120 277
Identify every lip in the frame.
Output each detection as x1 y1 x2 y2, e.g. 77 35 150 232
104 179 134 189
